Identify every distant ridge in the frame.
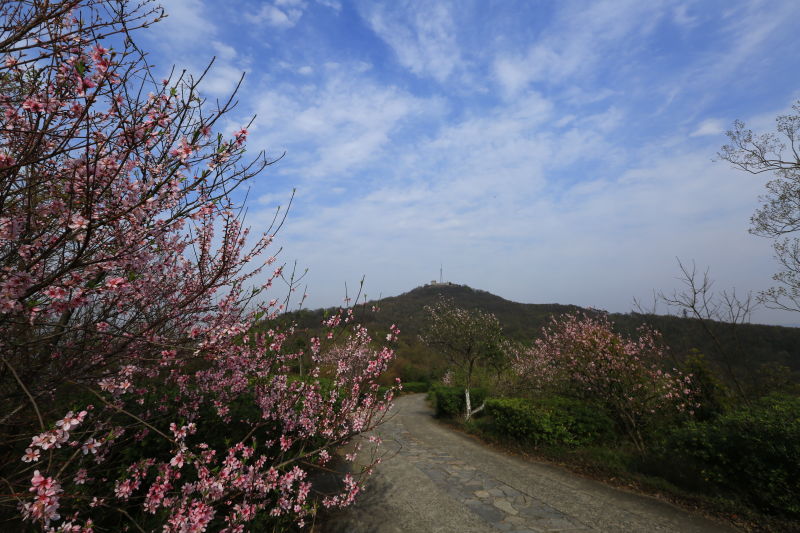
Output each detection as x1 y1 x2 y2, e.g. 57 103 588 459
286 284 800 376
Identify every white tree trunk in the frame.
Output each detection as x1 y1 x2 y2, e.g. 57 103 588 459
464 388 486 421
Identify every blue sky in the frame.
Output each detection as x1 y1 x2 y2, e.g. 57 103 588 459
143 0 800 325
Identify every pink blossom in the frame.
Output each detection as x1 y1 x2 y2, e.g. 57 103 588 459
68 215 89 230
4 4 396 529
73 469 88 485
56 410 87 431
104 277 126 289
0 153 15 168
81 438 100 455
21 448 40 463
169 452 185 468
22 98 46 113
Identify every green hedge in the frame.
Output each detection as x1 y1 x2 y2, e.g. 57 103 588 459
430 385 487 418
401 381 430 393
660 393 800 517
485 396 616 447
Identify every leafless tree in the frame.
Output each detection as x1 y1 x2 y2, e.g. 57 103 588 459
657 259 756 400
719 101 800 312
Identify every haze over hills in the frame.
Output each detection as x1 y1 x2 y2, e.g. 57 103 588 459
287 283 800 381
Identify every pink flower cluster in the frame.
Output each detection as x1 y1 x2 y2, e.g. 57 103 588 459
513 312 699 450
2 2 396 530
22 471 63 526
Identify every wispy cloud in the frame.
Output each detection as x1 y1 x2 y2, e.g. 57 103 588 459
315 0 341 11
357 0 465 83
153 0 216 45
492 0 669 96
247 1 306 28
248 64 444 179
690 118 724 137
138 0 800 325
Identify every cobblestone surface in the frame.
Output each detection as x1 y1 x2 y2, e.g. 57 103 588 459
380 420 589 532
323 394 738 533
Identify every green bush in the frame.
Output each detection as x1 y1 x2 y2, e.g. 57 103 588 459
660 393 800 517
535 396 617 444
485 397 615 447
401 381 430 393
430 385 487 418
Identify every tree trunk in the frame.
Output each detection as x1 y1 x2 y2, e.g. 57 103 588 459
464 387 486 421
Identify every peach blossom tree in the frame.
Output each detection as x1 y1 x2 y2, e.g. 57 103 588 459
513 312 698 451
0 1 395 530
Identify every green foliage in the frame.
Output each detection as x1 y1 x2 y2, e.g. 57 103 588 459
421 297 505 385
679 350 731 421
281 284 800 394
536 396 618 444
401 381 430 393
485 397 572 446
430 385 487 419
753 361 800 397
656 393 800 517
485 397 616 447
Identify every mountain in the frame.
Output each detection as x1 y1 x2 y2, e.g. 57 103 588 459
284 283 800 387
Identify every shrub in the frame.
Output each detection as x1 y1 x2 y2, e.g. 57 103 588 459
679 350 731 421
431 385 487 418
0 2 396 530
485 397 615 447
512 312 698 451
536 396 617 444
401 381 430 393
660 394 800 517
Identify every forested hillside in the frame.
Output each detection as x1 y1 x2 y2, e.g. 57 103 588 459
284 283 800 387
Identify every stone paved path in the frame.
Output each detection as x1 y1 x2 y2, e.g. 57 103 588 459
323 394 738 533
380 421 587 532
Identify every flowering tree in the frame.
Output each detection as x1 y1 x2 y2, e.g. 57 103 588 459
0 1 395 530
512 313 698 451
421 298 505 420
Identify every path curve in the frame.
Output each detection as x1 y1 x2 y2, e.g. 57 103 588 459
324 394 738 533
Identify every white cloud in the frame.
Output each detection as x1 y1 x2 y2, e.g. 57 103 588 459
655 1 799 114
248 2 306 28
154 0 800 328
672 3 698 28
315 0 342 11
690 118 724 137
200 62 245 97
142 1 250 98
211 40 237 61
492 0 669 96
358 1 464 83
248 66 444 178
152 0 216 46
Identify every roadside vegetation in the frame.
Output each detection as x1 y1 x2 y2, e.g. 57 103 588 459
3 1 800 531
424 303 799 532
288 101 800 531
0 3 397 531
